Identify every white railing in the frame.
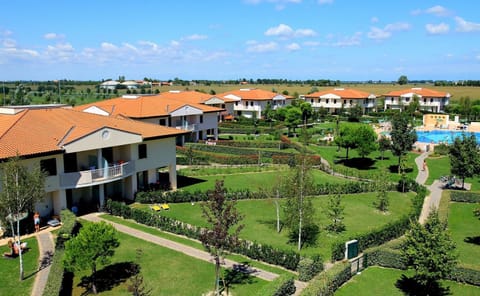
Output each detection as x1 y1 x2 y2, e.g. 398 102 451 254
175 123 196 131
60 161 135 188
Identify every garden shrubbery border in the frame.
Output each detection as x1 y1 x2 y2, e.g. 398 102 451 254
300 261 351 296
105 200 310 271
255 274 296 296
449 190 480 203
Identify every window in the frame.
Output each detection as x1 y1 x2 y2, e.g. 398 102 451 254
311 99 314 103
334 99 337 104
350 100 353 105
326 99 329 104
430 98 433 103
200 115 203 124
221 104 225 108
159 118 167 126
344 100 347 104
138 144 147 159
235 101 238 106
250 101 254 106
40 158 57 176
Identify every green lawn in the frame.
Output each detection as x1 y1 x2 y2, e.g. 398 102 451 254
313 146 419 182
0 237 39 295
136 192 414 259
178 168 351 192
335 266 480 296
448 202 480 269
98 214 295 277
425 156 450 185
71 231 268 296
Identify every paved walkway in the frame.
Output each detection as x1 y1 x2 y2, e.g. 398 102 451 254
30 231 55 296
81 213 307 295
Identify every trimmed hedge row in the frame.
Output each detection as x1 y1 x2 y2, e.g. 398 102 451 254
449 191 480 203
185 143 296 159
364 242 480 286
135 182 385 205
300 262 351 296
255 274 296 296
105 200 303 271
42 210 78 296
329 185 426 262
215 140 289 149
298 255 324 281
177 146 259 165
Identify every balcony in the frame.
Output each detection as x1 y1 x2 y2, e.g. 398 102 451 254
60 161 135 189
175 123 196 131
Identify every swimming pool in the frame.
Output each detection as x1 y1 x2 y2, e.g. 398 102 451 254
416 130 480 144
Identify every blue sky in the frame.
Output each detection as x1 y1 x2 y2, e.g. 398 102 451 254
1 0 479 81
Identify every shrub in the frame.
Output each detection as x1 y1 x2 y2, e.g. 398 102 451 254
301 262 351 296
449 191 480 203
255 274 296 296
298 254 324 281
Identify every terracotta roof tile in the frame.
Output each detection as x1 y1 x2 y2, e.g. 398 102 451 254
0 107 186 160
304 88 374 99
217 88 292 101
383 88 450 97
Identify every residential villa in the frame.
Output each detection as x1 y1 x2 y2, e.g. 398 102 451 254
300 88 377 114
216 88 293 119
0 106 187 218
383 87 450 112
75 92 224 144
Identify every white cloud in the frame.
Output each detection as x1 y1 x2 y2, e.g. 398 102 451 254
426 5 450 17
0 29 12 37
371 17 379 23
455 17 480 32
246 41 278 53
286 42 300 51
44 33 65 40
100 42 118 51
367 27 391 40
183 34 208 41
45 43 75 61
122 42 138 52
295 29 317 37
367 22 411 40
318 0 333 4
265 24 317 38
265 24 294 37
3 38 16 48
332 32 362 47
426 23 449 34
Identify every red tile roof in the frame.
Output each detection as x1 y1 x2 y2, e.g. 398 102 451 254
304 88 374 99
0 107 186 160
217 88 293 101
75 93 222 118
383 87 450 97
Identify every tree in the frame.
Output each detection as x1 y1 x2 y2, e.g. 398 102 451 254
63 221 120 294
459 96 472 121
299 101 313 124
200 180 244 296
449 133 480 189
401 210 457 290
390 112 417 172
0 155 45 280
347 104 363 122
355 125 378 158
374 171 390 212
378 135 391 160
262 101 275 122
282 154 317 250
285 106 302 134
398 75 408 85
127 249 151 296
406 94 421 116
334 125 357 159
324 192 345 233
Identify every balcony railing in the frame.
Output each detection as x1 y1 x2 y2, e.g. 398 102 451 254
175 123 196 131
60 161 135 188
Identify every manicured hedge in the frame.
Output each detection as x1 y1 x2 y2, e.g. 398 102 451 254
42 210 78 296
297 255 324 281
135 182 386 205
177 146 259 165
255 274 296 296
300 262 351 296
106 200 302 270
449 191 480 203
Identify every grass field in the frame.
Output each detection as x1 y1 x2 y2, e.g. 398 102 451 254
177 168 352 192
98 214 296 278
0 237 39 295
448 202 480 269
425 156 450 185
71 230 268 296
135 192 414 259
335 266 480 296
6 82 480 107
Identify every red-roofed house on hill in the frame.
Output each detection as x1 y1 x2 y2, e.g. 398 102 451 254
383 87 450 112
216 88 293 119
301 88 377 114
0 106 187 218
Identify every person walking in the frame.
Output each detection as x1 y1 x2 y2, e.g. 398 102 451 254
422 159 427 171
34 212 40 232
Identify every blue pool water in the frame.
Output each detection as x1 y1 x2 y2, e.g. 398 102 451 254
416 130 480 144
